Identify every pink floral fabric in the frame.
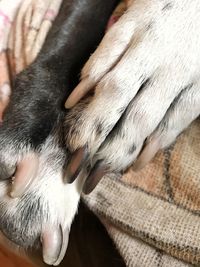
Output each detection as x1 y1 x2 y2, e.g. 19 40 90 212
0 0 62 121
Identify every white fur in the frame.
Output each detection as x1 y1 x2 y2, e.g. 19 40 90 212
0 134 82 254
1 0 200 262
65 0 200 171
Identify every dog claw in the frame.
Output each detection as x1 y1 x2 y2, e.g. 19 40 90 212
10 152 39 198
132 138 161 171
41 226 62 266
65 146 88 183
65 77 92 109
53 227 69 266
41 225 69 266
83 161 109 194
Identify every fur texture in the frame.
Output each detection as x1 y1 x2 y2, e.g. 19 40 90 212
1 0 200 264
0 0 119 263
65 0 200 174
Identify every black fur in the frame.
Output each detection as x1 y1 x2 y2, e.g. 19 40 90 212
162 2 173 11
128 144 136 154
0 0 119 179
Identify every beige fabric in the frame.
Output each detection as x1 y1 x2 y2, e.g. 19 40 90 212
106 224 192 267
84 119 200 266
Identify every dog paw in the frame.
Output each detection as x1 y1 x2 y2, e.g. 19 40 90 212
64 0 200 192
0 131 83 266
0 63 64 197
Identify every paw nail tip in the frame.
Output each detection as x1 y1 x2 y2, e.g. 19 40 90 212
64 102 70 109
42 225 69 266
10 153 39 197
9 191 19 199
66 147 88 183
83 188 92 195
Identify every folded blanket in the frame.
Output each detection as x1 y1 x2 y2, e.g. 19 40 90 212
0 1 199 266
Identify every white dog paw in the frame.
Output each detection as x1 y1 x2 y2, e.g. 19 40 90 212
0 133 83 265
64 0 200 192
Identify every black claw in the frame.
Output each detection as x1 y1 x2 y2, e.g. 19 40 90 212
83 160 109 194
64 146 88 183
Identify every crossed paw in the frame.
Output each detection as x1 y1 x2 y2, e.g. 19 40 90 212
65 0 200 192
0 0 200 266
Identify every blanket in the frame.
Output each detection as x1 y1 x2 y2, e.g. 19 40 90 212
0 0 199 266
